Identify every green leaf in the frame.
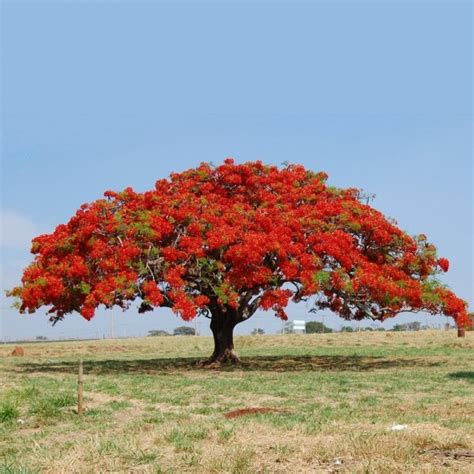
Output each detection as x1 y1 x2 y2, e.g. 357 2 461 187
314 271 331 286
35 277 48 287
79 282 91 295
214 285 228 304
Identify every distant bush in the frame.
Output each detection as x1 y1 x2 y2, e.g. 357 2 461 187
173 326 196 336
306 321 333 334
148 330 170 337
392 322 421 332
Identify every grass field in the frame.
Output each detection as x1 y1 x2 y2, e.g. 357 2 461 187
0 330 473 473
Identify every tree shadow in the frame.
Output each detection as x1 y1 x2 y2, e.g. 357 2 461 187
15 354 442 376
448 371 474 383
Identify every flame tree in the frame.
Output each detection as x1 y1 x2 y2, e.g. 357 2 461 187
8 160 469 363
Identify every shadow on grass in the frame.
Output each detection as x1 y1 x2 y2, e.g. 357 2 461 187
15 354 442 376
448 371 474 383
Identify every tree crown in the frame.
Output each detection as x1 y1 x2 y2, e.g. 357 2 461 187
8 159 469 328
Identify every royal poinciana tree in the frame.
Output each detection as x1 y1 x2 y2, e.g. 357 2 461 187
8 160 469 363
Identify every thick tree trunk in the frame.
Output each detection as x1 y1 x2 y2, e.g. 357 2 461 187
202 307 242 365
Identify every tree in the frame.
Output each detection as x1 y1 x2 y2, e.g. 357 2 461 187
251 328 265 335
392 324 405 332
305 321 333 333
406 321 421 331
173 326 196 336
392 321 421 332
148 330 170 337
7 160 469 364
340 326 354 333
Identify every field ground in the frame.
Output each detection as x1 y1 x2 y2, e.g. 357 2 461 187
0 330 473 473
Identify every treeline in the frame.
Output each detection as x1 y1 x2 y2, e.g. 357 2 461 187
299 321 450 334
148 320 445 337
149 326 195 337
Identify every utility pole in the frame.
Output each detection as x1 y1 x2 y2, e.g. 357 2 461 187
110 313 115 339
194 318 197 335
77 360 84 415
194 318 200 336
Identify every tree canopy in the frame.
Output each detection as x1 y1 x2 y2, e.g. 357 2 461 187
173 326 196 336
306 321 333 334
8 160 469 361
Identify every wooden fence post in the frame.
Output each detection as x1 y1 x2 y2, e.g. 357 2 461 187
77 359 84 415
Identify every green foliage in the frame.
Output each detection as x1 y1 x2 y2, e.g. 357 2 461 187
173 326 195 336
306 321 333 334
29 392 76 419
148 330 170 337
421 279 445 305
214 285 228 304
34 277 48 287
392 322 421 332
343 280 354 293
314 271 331 286
0 403 19 423
79 282 91 295
340 326 354 332
131 220 154 238
137 260 147 276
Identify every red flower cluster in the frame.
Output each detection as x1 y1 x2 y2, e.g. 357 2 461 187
142 281 164 306
7 160 469 328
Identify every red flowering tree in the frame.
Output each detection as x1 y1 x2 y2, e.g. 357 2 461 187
8 160 469 363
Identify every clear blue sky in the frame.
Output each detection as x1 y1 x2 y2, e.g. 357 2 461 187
1 1 472 340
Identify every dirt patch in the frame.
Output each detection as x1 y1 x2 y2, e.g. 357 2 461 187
224 407 292 419
421 449 474 459
11 346 25 356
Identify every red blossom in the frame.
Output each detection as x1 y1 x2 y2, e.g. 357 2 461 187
437 258 449 272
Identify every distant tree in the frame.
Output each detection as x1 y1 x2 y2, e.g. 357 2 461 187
148 330 170 337
392 322 421 332
251 328 265 335
306 321 333 333
36 335 47 341
362 327 373 331
406 321 421 331
340 326 354 333
173 326 195 336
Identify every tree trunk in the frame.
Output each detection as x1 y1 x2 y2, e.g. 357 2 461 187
203 307 241 365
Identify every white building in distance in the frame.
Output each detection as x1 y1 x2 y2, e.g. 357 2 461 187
284 320 306 334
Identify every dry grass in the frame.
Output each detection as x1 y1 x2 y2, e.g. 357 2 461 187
1 330 473 473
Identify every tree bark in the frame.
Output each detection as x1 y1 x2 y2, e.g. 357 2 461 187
202 307 242 365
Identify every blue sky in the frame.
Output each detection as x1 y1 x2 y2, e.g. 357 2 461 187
1 0 472 340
